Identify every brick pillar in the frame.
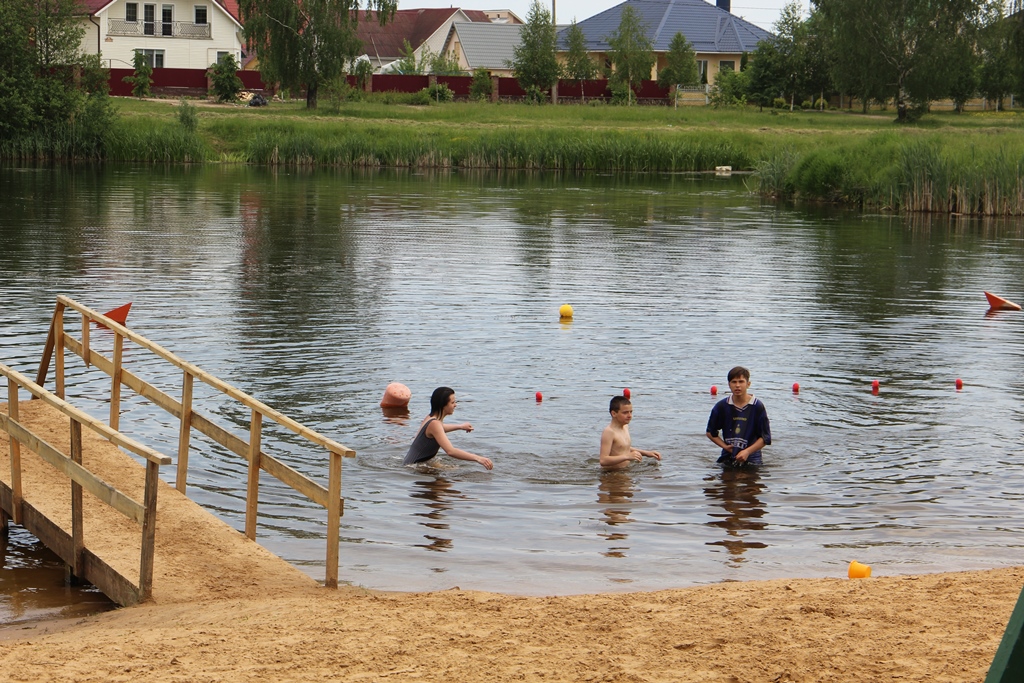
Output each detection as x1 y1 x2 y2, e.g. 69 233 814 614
491 75 499 103
364 74 373 93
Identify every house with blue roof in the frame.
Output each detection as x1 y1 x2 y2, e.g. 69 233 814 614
559 0 773 85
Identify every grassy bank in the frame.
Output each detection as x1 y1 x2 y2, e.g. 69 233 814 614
6 98 1024 214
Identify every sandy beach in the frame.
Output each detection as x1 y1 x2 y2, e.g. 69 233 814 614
2 403 1022 682
0 565 1020 682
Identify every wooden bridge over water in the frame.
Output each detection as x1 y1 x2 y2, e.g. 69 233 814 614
0 296 354 605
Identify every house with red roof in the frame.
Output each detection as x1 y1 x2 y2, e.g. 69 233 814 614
76 0 243 69
355 8 499 73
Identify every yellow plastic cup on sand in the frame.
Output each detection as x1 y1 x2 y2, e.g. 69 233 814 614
848 560 872 579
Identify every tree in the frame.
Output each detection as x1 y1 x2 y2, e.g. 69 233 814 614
124 50 154 98
510 0 560 100
393 39 422 75
606 5 655 105
427 49 466 76
470 68 493 100
239 0 398 110
657 32 700 107
977 3 1013 110
563 20 598 102
208 54 243 102
812 0 984 121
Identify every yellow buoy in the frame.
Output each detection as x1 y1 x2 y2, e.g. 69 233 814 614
559 304 574 319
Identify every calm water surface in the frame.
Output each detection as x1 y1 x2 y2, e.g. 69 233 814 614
1 165 1023 620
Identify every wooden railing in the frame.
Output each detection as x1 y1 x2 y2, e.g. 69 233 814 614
1 363 170 605
35 295 355 588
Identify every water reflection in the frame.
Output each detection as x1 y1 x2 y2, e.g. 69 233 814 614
410 477 463 553
704 467 768 566
381 406 411 426
597 470 636 558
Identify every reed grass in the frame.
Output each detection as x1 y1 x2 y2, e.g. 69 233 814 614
8 98 1024 214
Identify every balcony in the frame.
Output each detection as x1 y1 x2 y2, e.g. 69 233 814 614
108 19 212 39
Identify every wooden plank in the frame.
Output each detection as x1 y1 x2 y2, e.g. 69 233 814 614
81 311 91 368
34 302 61 391
70 419 84 578
19 500 140 607
57 296 356 457
325 449 342 589
986 584 1024 682
7 380 23 524
55 305 65 400
245 409 262 540
176 371 193 494
82 548 141 607
138 460 159 602
110 333 123 431
1 362 171 467
0 413 146 524
0 507 8 538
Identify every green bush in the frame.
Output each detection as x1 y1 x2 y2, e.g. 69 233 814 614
814 98 828 110
609 81 631 105
123 52 153 98
177 98 198 132
773 97 786 109
208 54 243 103
524 84 547 104
424 83 454 103
470 68 493 101
801 99 812 110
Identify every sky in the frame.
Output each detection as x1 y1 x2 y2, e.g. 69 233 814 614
395 0 793 31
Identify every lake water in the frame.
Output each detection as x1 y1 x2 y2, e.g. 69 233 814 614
1 165 1023 621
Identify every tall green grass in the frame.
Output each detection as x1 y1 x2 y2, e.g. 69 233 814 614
755 132 1024 215
0 118 209 162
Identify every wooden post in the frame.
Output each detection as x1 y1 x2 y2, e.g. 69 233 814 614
0 507 8 538
7 378 22 525
138 459 159 602
491 75 499 103
81 312 91 368
176 371 194 494
70 418 84 582
34 302 63 391
110 333 124 431
244 409 262 540
55 305 65 400
986 584 1024 682
325 449 342 588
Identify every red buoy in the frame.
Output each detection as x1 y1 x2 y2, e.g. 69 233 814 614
792 382 800 393
955 378 963 390
535 391 543 402
871 379 880 394
623 388 631 399
710 385 718 396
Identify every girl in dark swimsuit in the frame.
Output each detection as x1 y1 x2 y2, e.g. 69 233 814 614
403 387 493 470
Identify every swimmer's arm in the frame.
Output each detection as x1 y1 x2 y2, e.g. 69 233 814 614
428 421 493 470
442 422 473 433
634 448 662 461
706 431 731 452
735 438 765 464
600 429 640 467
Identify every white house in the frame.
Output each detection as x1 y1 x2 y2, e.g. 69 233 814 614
77 0 243 69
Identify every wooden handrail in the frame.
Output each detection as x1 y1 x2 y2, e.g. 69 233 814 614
54 295 355 458
2 363 171 467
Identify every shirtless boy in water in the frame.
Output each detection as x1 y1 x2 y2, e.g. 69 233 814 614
599 396 662 469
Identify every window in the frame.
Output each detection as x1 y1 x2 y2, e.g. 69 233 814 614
697 60 708 78
135 48 165 68
719 60 735 72
217 51 230 64
194 5 207 24
143 4 155 35
125 3 138 22
161 5 173 36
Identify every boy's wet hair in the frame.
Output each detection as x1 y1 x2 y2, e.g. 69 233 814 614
727 366 750 382
609 395 631 413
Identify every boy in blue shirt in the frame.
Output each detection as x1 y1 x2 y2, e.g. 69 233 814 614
706 366 771 467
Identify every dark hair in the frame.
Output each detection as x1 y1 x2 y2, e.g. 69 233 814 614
429 387 455 417
727 366 750 382
609 395 631 413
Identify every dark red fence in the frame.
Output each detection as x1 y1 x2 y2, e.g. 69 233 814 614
105 68 678 103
